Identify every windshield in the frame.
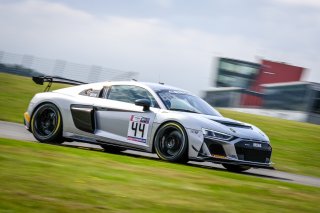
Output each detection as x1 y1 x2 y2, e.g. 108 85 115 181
157 90 222 117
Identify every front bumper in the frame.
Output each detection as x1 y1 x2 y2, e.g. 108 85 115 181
199 156 274 169
197 137 274 169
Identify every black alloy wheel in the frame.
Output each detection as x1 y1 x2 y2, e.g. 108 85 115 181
31 103 63 143
154 122 188 163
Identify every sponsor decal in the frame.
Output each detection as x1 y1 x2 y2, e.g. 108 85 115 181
127 115 150 143
253 143 262 148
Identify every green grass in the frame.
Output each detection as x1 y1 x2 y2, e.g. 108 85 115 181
0 72 319 177
0 72 67 123
0 138 319 213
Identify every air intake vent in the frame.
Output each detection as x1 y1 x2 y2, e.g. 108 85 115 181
204 138 226 157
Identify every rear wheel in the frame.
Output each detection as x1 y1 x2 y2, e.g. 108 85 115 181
154 122 188 163
222 164 251 172
31 103 63 143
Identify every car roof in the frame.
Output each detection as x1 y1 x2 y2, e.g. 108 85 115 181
139 82 188 92
53 80 191 96
103 81 190 93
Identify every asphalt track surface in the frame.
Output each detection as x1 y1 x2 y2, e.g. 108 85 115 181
1 121 319 187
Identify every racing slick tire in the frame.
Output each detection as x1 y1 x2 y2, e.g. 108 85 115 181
154 122 188 163
31 103 63 144
222 164 251 173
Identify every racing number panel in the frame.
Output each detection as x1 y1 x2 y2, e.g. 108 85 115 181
70 105 95 133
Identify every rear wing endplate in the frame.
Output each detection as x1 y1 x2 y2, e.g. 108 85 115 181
32 76 87 92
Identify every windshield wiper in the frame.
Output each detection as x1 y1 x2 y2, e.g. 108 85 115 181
169 108 200 114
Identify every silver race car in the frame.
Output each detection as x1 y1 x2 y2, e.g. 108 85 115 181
24 76 273 172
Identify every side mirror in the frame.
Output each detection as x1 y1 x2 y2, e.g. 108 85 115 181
135 99 151 111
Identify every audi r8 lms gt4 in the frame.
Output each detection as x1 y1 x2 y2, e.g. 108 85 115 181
24 76 273 172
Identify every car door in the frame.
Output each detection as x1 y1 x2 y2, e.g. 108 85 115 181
94 85 160 150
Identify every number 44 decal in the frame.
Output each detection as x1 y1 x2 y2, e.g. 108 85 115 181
127 115 150 143
131 122 146 138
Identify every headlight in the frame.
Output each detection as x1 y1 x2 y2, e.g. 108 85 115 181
202 128 234 141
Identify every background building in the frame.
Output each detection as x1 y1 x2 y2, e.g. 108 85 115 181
203 87 244 107
209 57 305 107
215 58 260 89
262 82 320 124
204 57 320 124
242 60 305 106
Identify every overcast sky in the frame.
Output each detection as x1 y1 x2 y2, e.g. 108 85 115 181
0 0 319 94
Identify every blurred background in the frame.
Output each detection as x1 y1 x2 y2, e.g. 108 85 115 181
1 2 320 212
0 0 319 124
203 57 320 124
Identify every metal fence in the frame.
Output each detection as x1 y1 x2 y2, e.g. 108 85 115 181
0 50 138 83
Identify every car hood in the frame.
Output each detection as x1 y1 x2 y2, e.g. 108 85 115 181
188 113 269 142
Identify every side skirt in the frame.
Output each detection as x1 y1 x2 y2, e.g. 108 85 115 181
64 134 148 152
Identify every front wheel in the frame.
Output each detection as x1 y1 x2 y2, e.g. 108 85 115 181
31 103 63 143
154 122 188 163
222 164 251 172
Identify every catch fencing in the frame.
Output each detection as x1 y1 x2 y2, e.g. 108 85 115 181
0 50 138 83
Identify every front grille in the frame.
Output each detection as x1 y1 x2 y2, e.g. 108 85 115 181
235 140 272 163
204 138 226 157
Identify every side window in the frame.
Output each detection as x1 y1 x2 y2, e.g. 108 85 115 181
79 88 102 98
107 85 159 108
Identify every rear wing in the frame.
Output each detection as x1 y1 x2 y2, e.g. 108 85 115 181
32 76 87 92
